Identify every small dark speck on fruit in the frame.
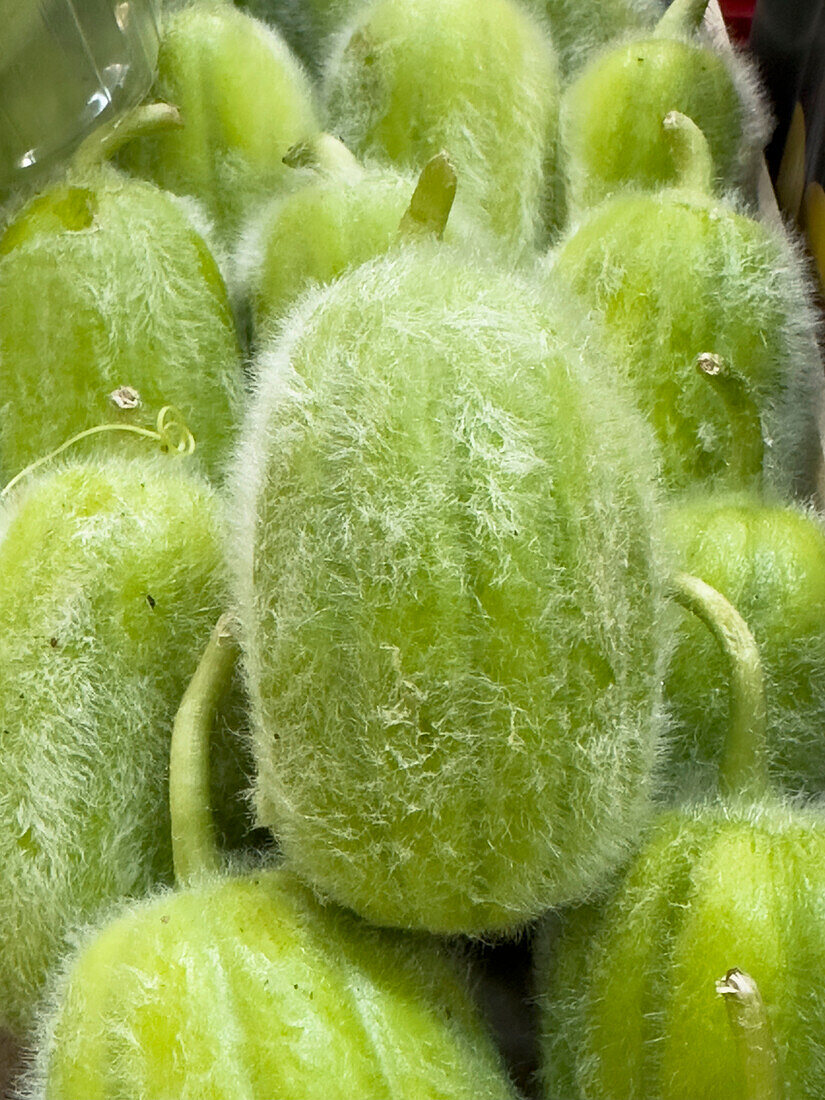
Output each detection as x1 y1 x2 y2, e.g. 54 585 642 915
146 593 156 609
161 915 170 924
49 637 58 648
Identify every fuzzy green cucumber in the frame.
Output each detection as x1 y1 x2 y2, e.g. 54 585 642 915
117 0 318 239
322 0 561 256
0 456 240 1039
559 0 769 215
20 619 519 1100
547 113 824 497
0 107 243 485
31 873 520 1100
231 242 669 935
537 574 825 1099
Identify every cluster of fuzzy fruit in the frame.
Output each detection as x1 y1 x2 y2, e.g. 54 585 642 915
0 0 823 1098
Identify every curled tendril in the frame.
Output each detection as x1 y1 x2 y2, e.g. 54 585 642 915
156 406 196 456
1 407 197 499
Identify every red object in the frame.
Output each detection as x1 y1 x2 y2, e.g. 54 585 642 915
718 0 756 41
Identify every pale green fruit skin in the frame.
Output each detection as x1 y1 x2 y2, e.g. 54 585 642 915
117 0 319 237
560 33 761 216
323 0 561 255
548 189 824 497
0 170 243 484
522 0 662 79
0 458 233 1037
232 244 668 935
537 800 825 1099
25 868 518 1100
664 494 825 797
241 163 490 341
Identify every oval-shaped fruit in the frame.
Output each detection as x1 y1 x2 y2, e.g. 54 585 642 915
231 243 669 935
117 0 319 238
664 492 825 796
536 575 825 1099
20 613 516 1100
0 164 243 484
0 457 233 1037
25 868 518 1100
559 0 768 215
323 0 561 255
538 800 825 1100
547 115 823 497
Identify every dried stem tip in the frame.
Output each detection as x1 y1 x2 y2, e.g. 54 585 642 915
282 134 363 182
695 351 764 489
716 968 784 1100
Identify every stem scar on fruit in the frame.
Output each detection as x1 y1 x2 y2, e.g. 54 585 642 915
695 352 764 489
716 968 784 1100
109 386 142 410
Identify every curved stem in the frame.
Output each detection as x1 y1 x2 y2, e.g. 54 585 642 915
716 969 784 1100
282 133 364 183
398 151 457 241
654 0 709 39
670 572 768 803
170 613 239 885
695 352 764 490
663 112 715 195
71 102 182 176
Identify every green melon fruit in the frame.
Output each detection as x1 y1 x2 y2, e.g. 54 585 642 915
664 492 825 797
0 111 243 485
29 870 520 1100
539 800 825 1100
537 574 825 1099
559 0 769 216
231 242 669 935
0 457 238 1038
548 113 824 497
117 0 319 239
21 619 518 1100
322 0 561 256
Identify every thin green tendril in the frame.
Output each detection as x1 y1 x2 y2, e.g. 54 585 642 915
1 405 196 499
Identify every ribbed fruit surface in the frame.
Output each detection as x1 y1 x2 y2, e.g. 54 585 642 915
232 244 668 934
31 869 518 1100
